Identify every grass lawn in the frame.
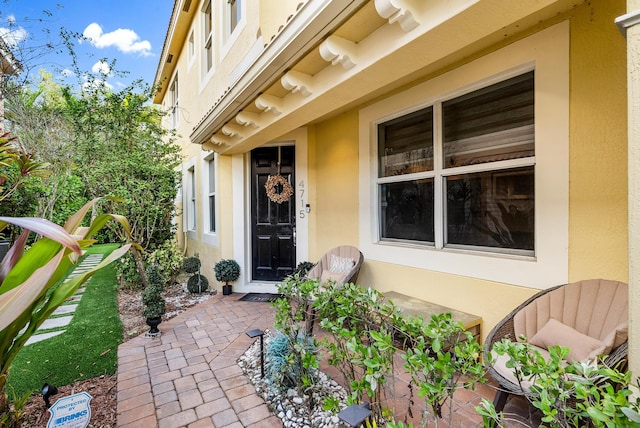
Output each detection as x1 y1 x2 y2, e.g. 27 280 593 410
7 244 124 397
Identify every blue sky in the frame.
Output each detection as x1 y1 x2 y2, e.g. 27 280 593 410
0 0 174 90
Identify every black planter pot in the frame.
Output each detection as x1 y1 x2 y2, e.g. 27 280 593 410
146 317 162 336
222 284 233 295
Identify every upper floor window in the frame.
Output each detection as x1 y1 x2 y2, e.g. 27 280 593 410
227 0 240 34
188 30 195 65
169 74 179 129
377 71 535 255
203 0 213 74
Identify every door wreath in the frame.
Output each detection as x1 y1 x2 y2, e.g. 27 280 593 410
265 174 293 204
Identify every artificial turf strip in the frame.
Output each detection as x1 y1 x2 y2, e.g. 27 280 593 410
7 244 124 397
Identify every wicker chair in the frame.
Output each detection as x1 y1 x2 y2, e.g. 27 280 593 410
306 245 364 286
483 279 629 412
304 245 364 334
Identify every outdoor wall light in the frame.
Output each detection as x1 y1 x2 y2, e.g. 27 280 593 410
41 383 58 408
337 402 372 427
246 328 265 378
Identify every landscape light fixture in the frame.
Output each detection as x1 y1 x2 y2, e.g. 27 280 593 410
41 383 58 408
246 328 265 378
337 402 372 427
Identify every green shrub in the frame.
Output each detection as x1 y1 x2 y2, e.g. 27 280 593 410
187 274 209 294
183 256 201 274
292 261 315 277
147 239 184 284
214 259 240 283
142 264 166 318
115 252 142 289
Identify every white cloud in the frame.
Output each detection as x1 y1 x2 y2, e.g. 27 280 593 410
60 68 75 78
91 60 112 76
82 77 113 91
0 15 28 47
82 23 152 57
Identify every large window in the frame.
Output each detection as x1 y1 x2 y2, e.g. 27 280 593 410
360 24 568 288
377 72 535 255
202 0 213 74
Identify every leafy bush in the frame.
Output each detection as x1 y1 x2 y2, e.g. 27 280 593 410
477 340 640 428
115 252 143 289
214 259 240 283
266 330 317 389
147 239 183 284
292 261 315 277
142 264 166 319
183 256 201 274
187 274 209 294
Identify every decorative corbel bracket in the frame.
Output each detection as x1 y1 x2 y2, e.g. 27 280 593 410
319 35 357 70
281 70 314 97
255 94 284 115
221 123 245 138
235 111 262 128
374 0 419 32
204 134 232 150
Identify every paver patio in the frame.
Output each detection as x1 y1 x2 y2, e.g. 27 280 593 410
117 293 535 427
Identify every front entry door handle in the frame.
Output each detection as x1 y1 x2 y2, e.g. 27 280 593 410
293 227 297 247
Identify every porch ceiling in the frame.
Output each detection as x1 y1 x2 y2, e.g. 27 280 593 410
193 0 584 155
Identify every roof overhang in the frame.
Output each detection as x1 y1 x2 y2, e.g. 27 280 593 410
186 0 584 155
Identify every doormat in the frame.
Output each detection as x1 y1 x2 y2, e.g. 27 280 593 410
238 293 283 303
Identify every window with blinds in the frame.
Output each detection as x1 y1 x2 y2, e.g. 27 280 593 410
377 71 535 254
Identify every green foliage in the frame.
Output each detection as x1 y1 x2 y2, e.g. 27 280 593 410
187 274 209 294
183 256 201 274
8 246 123 397
292 261 315 277
214 259 240 283
142 264 166 319
0 199 131 418
477 340 640 428
147 239 184 285
114 252 142 289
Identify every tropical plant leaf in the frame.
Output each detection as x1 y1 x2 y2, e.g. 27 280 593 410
0 217 81 255
0 252 64 331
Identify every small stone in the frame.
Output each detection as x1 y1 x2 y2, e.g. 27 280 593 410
292 396 303 405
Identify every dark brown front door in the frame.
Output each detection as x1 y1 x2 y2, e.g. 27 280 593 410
251 146 296 281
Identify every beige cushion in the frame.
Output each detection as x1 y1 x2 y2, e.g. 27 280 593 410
320 270 346 284
529 319 605 362
513 279 628 344
491 346 551 392
329 254 355 274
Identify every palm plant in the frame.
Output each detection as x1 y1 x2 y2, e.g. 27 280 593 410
0 198 131 419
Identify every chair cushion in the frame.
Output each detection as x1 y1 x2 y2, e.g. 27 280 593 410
513 279 628 343
491 346 551 392
320 270 346 284
529 318 605 362
329 254 355 274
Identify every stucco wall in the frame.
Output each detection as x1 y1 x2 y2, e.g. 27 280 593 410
307 0 628 340
568 0 628 282
308 110 360 260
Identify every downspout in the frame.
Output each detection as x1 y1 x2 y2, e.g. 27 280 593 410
616 4 640 381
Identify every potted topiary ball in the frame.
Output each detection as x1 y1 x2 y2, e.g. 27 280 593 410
142 264 166 336
214 259 240 295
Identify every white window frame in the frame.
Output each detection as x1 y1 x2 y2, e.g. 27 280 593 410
220 0 246 60
202 0 214 79
168 73 179 130
184 162 196 235
358 22 569 289
187 29 195 69
202 151 219 246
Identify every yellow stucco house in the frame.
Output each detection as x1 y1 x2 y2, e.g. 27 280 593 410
154 0 640 376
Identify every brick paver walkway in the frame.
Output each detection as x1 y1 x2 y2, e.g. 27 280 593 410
117 293 281 427
117 292 536 427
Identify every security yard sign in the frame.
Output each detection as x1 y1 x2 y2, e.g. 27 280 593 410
47 391 92 428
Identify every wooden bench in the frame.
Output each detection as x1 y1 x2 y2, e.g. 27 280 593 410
384 291 482 342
